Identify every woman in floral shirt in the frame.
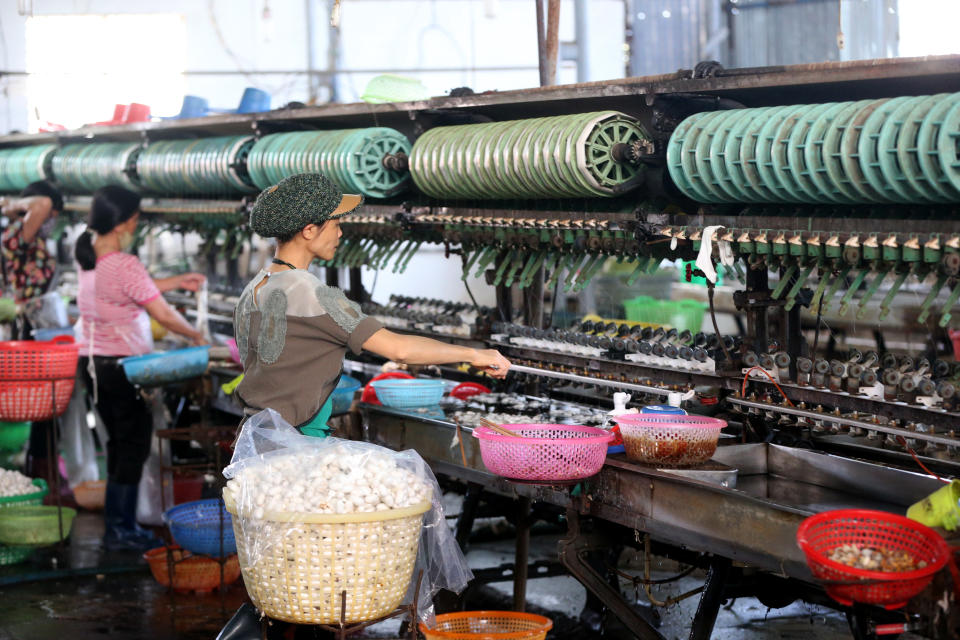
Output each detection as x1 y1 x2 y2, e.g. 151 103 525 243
0 180 62 304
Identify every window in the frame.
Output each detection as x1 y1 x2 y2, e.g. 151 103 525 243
26 14 186 132
899 0 960 58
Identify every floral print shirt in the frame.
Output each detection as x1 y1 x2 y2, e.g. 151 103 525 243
1 219 56 302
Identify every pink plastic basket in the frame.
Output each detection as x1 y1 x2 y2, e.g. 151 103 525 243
614 414 725 467
472 424 613 482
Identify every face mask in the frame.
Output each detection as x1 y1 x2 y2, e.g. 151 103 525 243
118 229 135 250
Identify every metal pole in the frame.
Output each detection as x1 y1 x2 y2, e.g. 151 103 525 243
305 0 317 103
545 0 561 86
574 0 589 83
513 496 531 611
535 0 548 87
326 0 341 102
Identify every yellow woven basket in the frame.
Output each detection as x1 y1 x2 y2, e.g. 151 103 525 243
224 492 430 624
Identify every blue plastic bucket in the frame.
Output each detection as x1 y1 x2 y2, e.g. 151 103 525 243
120 346 210 386
329 375 362 416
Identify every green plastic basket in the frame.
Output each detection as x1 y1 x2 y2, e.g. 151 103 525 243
361 74 430 103
0 544 32 565
622 297 707 333
0 421 31 452
0 505 76 546
0 478 48 508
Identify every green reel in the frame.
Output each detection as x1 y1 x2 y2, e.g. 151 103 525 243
0 144 57 193
410 110 649 200
247 128 411 198
667 92 960 204
51 142 142 194
136 136 257 196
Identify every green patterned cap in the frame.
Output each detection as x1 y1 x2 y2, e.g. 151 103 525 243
249 173 363 238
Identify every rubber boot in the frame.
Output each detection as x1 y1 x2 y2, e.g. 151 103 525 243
119 481 161 547
103 482 160 551
216 604 262 640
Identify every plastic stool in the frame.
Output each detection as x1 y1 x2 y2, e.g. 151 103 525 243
236 87 270 113
122 103 151 123
161 95 210 120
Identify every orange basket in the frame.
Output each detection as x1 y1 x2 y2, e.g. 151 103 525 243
0 337 79 421
143 546 241 593
420 611 553 640
73 480 106 510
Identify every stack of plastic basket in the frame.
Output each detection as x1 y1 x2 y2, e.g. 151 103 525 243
0 336 79 422
0 478 48 565
223 491 430 624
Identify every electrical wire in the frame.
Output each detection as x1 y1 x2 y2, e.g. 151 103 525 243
812 297 824 356
707 282 733 364
894 435 951 484
741 365 795 407
462 273 481 316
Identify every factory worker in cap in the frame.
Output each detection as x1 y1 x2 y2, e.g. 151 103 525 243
234 173 511 435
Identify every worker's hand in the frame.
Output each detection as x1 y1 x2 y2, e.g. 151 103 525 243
190 331 210 347
470 349 511 379
177 273 207 292
0 197 21 216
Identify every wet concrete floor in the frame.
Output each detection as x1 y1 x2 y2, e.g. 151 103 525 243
0 511 902 639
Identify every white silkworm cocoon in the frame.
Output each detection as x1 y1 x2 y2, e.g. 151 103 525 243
227 449 431 516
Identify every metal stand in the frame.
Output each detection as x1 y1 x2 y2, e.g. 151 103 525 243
687 556 732 640
559 509 666 640
259 570 423 640
513 496 532 612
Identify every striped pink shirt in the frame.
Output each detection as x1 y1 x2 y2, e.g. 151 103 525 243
76 252 161 357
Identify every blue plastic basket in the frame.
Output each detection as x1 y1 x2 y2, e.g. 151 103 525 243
370 378 446 409
163 499 236 557
330 375 362 416
32 327 75 342
120 346 210 386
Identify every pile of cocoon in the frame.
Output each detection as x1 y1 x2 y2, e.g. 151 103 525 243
0 469 38 498
225 449 431 518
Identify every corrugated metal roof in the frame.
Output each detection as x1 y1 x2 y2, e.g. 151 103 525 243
629 0 899 76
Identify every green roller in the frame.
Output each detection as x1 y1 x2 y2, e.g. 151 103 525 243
247 127 410 198
136 136 256 196
666 91 960 204
0 144 57 192
51 142 142 193
411 111 648 200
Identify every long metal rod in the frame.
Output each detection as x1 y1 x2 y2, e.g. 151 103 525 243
535 0 548 86
511 364 674 396
545 0 561 86
727 396 960 449
15 65 541 77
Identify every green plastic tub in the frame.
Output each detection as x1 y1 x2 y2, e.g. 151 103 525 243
622 297 707 334
0 422 31 452
0 505 76 546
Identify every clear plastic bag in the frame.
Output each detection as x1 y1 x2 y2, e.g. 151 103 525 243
61 372 98 489
223 409 472 625
23 292 68 329
136 389 173 526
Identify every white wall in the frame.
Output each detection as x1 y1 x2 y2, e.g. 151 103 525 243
0 0 627 132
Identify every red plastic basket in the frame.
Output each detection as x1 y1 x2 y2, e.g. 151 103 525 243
450 382 491 401
0 337 79 421
796 509 950 609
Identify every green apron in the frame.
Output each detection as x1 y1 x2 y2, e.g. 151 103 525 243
299 394 334 437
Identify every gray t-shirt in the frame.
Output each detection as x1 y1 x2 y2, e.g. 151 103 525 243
234 269 382 427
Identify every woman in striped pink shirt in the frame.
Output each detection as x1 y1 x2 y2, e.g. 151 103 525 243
75 185 207 550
